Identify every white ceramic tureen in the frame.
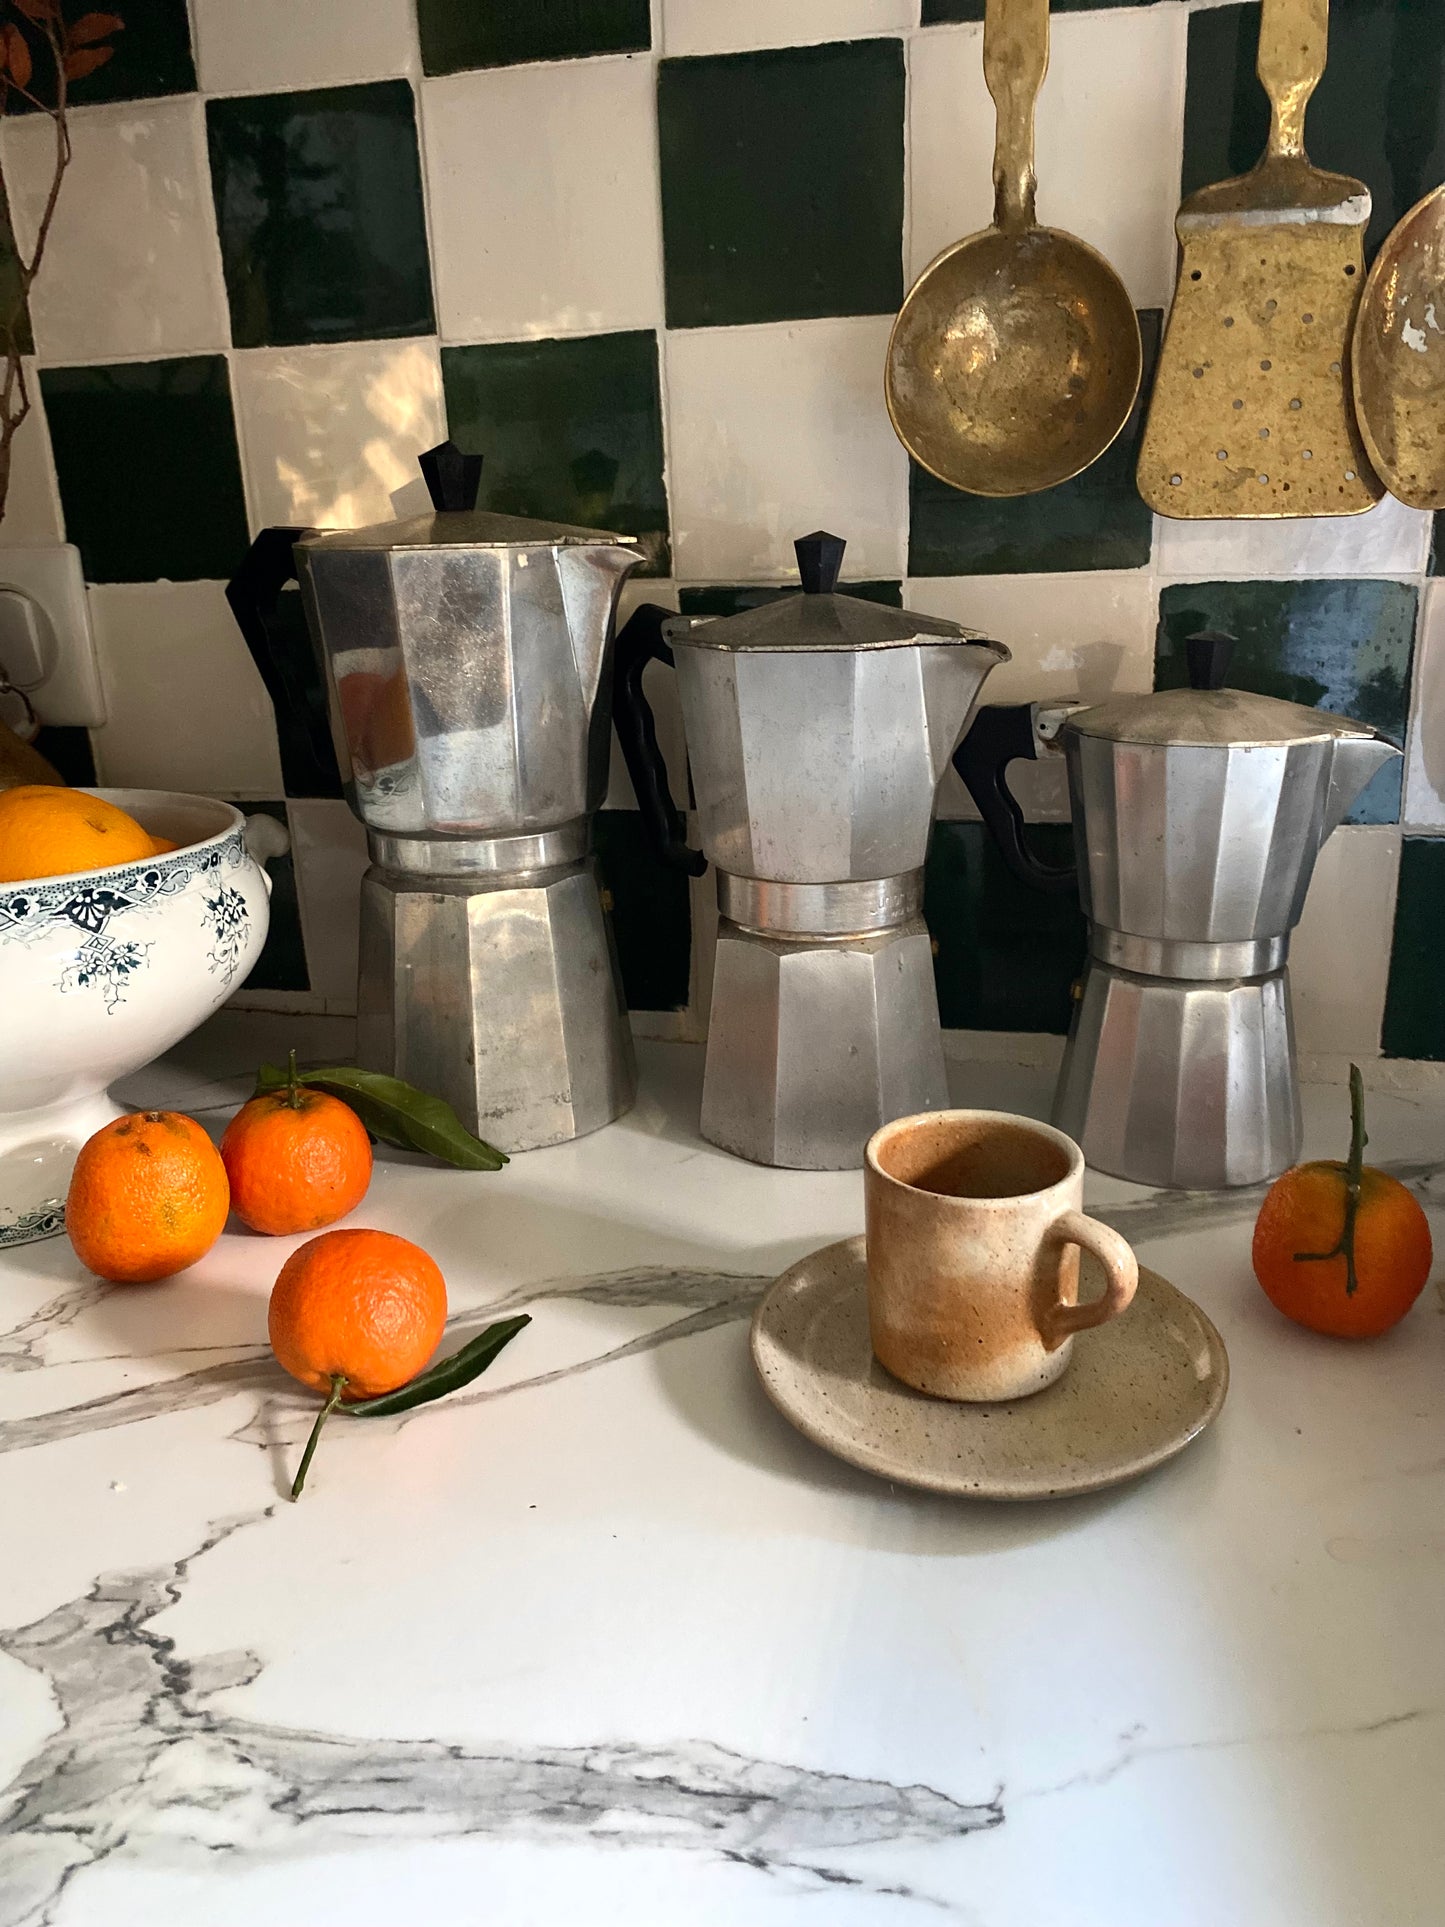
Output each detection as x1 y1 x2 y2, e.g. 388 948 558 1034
0 789 277 1248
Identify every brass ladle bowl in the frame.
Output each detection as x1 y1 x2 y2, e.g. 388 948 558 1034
1352 181 1445 511
885 0 1141 499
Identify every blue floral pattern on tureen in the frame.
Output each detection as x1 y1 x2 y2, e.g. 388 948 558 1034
0 827 251 1011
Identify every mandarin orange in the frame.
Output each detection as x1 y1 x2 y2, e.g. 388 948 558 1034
66 1111 230 1283
1252 1066 1433 1339
0 785 155 883
221 1083 372 1235
268 1227 447 1400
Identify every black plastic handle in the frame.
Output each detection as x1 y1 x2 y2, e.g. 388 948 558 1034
225 527 343 799
611 604 706 876
952 704 1076 897
1185 629 1235 690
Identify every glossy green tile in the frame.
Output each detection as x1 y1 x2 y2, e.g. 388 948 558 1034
909 312 1160 577
923 0 1152 16
1430 514 1445 576
442 331 669 574
1184 1 1445 256
33 726 95 787
10 0 193 111
1382 838 1445 1058
658 40 905 329
206 81 434 350
40 357 249 584
678 582 903 618
418 0 649 73
926 821 1085 1033
593 809 691 1012
1155 580 1415 825
240 804 309 994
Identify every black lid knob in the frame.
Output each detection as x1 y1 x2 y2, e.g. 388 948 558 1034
419 439 483 513
1185 630 1235 691
794 530 845 595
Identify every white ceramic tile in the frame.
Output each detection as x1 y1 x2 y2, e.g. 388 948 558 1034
421 58 663 343
288 799 369 1010
1 99 228 365
909 571 1158 821
907 9 1185 312
662 0 912 57
232 339 446 533
0 361 62 545
88 581 284 798
1291 827 1400 1058
605 579 687 810
666 316 908 581
192 0 416 94
1153 492 1432 580
1403 577 1445 829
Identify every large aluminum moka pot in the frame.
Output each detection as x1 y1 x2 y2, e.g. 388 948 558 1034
956 632 1401 1188
614 531 1008 1168
226 441 643 1153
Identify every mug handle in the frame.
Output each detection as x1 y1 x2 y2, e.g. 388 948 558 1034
1039 1210 1138 1348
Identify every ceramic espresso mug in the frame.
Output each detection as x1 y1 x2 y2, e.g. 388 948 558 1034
864 1110 1138 1402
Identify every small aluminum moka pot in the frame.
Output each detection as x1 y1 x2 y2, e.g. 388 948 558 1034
613 531 1008 1168
955 632 1401 1188
226 441 643 1153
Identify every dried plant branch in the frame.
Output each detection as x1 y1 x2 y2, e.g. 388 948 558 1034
0 4 122 524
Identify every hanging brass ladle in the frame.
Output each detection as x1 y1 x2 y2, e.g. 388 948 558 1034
1352 181 1445 510
885 0 1141 498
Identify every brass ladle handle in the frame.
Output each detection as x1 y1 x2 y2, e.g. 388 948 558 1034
1257 0 1326 162
985 0 1049 233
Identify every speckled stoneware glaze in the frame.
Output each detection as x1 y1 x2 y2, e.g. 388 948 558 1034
751 1236 1228 1500
864 1109 1138 1401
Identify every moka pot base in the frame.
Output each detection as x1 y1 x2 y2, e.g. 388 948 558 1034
700 871 948 1172
1053 948 1302 1193
356 824 635 1156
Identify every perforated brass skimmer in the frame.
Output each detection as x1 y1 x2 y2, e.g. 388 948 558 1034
1138 0 1381 519
884 0 1140 499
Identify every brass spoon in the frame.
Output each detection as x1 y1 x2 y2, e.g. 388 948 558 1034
885 0 1141 498
1352 181 1445 510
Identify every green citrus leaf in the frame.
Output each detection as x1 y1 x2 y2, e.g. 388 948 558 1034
343 1315 530 1417
254 1063 508 1171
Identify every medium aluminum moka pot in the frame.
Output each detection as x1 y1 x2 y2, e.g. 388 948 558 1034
227 441 643 1153
955 632 1401 1188
614 531 1008 1168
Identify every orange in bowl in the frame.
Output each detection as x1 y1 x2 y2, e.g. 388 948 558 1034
0 785 157 883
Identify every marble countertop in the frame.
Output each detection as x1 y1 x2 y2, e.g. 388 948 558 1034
2 1016 1443 1926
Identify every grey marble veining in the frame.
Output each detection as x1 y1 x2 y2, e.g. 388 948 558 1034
0 1513 1001 1927
0 1267 773 1459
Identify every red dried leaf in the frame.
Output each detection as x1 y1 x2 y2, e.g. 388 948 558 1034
67 12 124 48
10 0 52 24
63 43 113 80
2 25 32 89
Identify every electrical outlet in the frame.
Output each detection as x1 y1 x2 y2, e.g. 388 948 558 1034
0 544 105 728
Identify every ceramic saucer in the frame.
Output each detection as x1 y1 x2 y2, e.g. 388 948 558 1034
750 1236 1228 1500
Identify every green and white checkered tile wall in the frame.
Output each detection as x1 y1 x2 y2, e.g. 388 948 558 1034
5 0 1444 1058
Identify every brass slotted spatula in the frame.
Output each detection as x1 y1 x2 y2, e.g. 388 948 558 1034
1137 0 1381 518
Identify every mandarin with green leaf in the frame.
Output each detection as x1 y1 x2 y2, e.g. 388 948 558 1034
1252 1066 1433 1339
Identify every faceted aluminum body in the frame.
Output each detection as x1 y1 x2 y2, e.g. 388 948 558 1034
1063 730 1398 944
357 855 635 1155
702 920 947 1170
297 529 639 837
1055 963 1300 1191
674 641 1004 883
1054 715 1398 1188
295 513 642 1152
